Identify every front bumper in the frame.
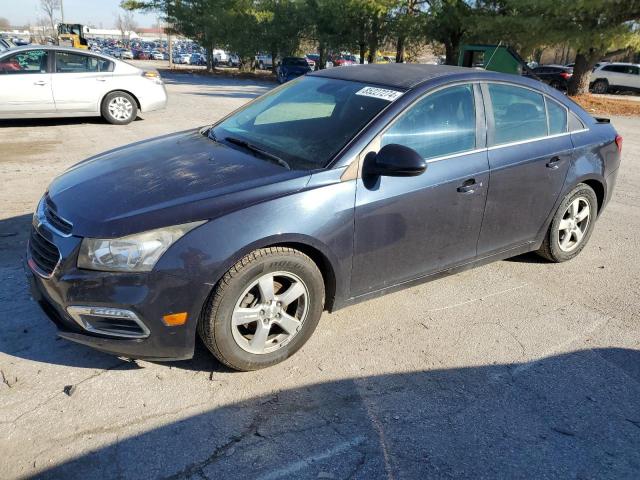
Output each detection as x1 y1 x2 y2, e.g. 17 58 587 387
25 227 211 361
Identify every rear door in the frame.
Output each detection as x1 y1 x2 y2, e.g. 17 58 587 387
0 49 54 115
477 82 573 256
51 51 114 113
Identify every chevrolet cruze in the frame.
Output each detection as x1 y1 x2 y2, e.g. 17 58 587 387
26 64 621 371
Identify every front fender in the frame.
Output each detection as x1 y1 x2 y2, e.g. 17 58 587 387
155 168 356 311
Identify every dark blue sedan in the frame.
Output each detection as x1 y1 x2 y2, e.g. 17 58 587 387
27 64 621 370
276 56 312 83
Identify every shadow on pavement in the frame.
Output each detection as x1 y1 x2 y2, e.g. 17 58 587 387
33 348 640 479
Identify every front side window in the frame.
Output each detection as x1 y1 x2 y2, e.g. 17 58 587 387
546 98 567 135
0 50 48 74
213 76 399 169
55 52 103 73
381 84 476 160
488 83 547 145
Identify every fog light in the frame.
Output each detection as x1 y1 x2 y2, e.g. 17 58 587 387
162 312 188 326
66 306 150 338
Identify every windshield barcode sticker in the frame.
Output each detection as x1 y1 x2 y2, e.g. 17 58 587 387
356 87 403 102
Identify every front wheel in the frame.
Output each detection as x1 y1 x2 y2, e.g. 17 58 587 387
101 91 138 125
199 247 325 371
536 183 598 262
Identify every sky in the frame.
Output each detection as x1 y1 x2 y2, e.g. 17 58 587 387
1 0 157 29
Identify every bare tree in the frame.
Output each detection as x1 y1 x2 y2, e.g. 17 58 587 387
117 10 137 42
0 17 11 31
40 0 60 39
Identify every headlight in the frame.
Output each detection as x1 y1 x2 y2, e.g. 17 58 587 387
77 221 205 272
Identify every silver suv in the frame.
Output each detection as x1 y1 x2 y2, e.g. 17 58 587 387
590 62 640 93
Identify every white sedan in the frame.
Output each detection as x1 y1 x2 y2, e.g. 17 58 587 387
0 45 167 125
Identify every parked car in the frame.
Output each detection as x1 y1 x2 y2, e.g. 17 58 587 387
256 53 273 70
152 51 164 61
26 64 621 371
331 54 357 66
590 62 640 93
276 57 312 83
0 45 167 124
212 49 228 64
133 50 150 60
121 50 134 60
531 65 573 90
0 37 16 52
191 53 207 66
227 53 240 67
180 53 192 64
304 54 316 69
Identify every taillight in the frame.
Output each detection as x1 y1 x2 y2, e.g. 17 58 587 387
560 72 572 79
615 135 623 153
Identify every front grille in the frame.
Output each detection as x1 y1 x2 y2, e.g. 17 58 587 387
44 197 73 235
29 227 61 276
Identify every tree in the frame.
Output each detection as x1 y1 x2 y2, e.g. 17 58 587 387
41 0 61 40
389 0 425 63
474 0 640 95
423 0 473 65
116 9 137 41
0 17 10 30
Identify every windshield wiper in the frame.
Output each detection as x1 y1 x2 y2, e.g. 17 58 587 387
224 136 291 170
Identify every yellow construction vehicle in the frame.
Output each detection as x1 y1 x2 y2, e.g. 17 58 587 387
57 24 89 49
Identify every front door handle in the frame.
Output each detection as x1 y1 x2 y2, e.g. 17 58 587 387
33 80 47 86
457 179 479 194
546 156 562 169
96 78 107 82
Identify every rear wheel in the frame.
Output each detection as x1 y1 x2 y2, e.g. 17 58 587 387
536 183 598 262
199 247 325 371
101 91 137 125
592 79 609 94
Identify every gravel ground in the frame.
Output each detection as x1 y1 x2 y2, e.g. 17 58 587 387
1 68 639 480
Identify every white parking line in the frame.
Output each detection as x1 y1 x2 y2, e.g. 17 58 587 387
256 435 366 480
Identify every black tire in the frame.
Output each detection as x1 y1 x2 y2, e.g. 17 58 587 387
591 79 609 94
198 247 325 371
536 183 598 262
101 91 138 125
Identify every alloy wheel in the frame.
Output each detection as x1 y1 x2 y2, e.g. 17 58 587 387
231 271 309 354
558 197 591 252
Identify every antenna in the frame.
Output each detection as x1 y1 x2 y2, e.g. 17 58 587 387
484 40 503 71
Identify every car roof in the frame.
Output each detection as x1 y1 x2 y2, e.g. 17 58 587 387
309 63 507 90
600 62 640 67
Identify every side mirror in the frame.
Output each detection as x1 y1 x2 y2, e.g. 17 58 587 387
363 144 427 177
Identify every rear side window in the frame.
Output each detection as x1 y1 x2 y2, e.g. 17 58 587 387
55 52 112 73
546 99 567 135
0 50 48 74
488 83 547 145
381 84 476 160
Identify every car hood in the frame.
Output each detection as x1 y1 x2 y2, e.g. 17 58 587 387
46 129 310 238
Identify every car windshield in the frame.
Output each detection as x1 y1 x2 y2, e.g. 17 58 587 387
211 76 401 170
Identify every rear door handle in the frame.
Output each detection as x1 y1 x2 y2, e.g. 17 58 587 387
33 80 47 86
457 179 479 194
546 156 562 169
96 78 107 82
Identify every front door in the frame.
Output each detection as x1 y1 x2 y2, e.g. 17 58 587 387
351 83 489 297
0 49 54 115
51 51 113 113
477 83 572 256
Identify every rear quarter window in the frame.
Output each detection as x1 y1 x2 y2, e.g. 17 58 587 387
546 99 568 135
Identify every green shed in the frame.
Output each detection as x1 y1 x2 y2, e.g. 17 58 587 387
458 44 528 75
